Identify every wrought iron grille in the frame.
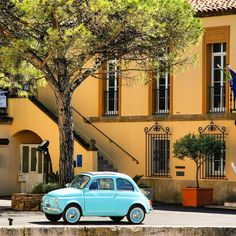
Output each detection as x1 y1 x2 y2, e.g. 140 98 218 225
208 86 226 113
103 90 119 116
152 88 170 114
230 90 236 113
144 122 170 177
198 121 226 179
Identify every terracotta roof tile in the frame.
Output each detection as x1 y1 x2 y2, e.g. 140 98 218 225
189 0 236 16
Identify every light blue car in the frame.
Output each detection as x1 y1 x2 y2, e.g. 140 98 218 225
41 172 152 224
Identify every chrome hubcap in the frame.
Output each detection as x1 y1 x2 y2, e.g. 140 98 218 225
130 207 144 223
66 207 79 223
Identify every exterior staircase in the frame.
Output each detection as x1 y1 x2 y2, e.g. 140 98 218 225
29 97 117 172
98 155 118 172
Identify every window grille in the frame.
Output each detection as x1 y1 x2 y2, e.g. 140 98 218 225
153 64 170 114
103 59 119 116
145 122 170 177
209 43 226 113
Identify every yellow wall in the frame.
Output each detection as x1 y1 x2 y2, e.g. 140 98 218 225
0 98 97 195
0 125 20 195
33 14 236 203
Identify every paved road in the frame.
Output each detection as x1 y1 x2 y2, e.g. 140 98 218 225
1 200 236 227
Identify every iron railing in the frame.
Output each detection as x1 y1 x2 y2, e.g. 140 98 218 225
72 107 139 164
208 85 226 113
230 90 236 112
152 88 169 114
103 90 119 116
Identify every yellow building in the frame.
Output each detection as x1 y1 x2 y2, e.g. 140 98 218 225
1 0 236 203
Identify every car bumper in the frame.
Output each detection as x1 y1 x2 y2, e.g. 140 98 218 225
42 205 61 214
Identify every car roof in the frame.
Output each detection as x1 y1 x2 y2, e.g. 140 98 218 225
80 171 131 178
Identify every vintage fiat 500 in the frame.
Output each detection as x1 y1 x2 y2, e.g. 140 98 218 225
41 172 152 224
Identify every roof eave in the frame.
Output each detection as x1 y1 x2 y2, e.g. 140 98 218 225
195 9 236 18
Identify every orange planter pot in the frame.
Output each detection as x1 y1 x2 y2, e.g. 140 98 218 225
182 187 213 207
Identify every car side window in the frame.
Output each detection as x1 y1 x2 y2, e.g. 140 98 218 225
89 178 114 190
116 178 134 191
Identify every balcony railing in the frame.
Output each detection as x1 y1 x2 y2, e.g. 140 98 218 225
230 90 236 113
103 90 119 116
152 88 169 115
208 85 225 113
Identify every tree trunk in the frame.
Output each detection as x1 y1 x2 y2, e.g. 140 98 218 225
196 162 200 188
56 90 74 187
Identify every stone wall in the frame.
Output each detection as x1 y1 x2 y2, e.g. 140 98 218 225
143 178 236 204
0 227 236 236
11 193 44 211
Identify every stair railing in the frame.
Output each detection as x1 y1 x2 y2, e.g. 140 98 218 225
72 107 139 164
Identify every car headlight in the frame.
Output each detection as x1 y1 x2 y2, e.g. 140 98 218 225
54 197 58 204
53 197 59 208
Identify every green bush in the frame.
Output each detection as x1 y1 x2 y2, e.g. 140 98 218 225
31 182 59 194
133 175 150 188
31 182 44 194
173 133 224 188
48 171 59 183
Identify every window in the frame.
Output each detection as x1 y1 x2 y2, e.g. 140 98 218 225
103 60 120 116
21 145 44 174
210 43 226 112
153 66 170 114
145 122 170 177
116 178 134 191
152 139 170 176
203 26 229 114
89 178 114 190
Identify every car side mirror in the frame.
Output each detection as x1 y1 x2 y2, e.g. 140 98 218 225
65 183 71 188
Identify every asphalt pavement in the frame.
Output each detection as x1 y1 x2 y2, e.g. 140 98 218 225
1 198 236 227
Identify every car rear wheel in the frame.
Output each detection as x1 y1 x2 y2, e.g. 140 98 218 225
63 204 81 224
109 216 125 222
45 213 62 222
127 205 145 224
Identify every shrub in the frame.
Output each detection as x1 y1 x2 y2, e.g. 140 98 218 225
31 182 44 194
173 133 224 188
31 182 59 194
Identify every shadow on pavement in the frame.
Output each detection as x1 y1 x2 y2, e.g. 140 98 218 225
29 220 133 226
154 201 236 215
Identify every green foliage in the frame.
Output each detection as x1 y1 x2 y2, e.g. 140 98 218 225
173 133 224 188
48 171 59 183
173 134 224 162
133 175 150 188
0 0 202 94
31 182 59 194
0 0 202 186
31 182 43 194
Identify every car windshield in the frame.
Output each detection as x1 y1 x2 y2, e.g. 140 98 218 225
70 175 90 189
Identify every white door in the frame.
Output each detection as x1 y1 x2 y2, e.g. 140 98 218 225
20 144 44 193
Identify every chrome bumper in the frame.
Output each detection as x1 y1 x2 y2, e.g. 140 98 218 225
42 206 61 213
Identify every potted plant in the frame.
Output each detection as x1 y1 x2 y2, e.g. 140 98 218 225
133 175 155 201
173 133 224 207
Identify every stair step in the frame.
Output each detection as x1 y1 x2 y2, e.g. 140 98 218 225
97 154 117 172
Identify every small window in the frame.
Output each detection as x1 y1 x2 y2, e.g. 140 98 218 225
89 178 114 190
116 178 134 191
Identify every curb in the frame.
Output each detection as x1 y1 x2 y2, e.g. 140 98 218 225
1 226 236 236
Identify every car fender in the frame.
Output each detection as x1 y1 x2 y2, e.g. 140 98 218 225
61 199 84 214
127 199 150 214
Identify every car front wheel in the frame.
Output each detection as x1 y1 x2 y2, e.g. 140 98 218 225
109 216 125 223
45 213 62 222
127 205 145 224
63 204 81 224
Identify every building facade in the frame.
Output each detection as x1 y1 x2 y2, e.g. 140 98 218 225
1 0 236 203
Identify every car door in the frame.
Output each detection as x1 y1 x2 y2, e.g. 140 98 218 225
115 178 137 215
84 177 117 216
